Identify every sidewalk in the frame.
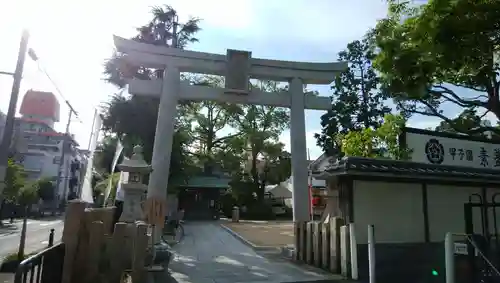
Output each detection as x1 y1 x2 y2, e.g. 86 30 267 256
168 222 338 283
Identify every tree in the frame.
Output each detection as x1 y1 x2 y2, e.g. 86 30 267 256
183 75 243 166
36 177 55 201
230 81 290 200
101 93 194 185
316 38 391 155
103 5 201 88
94 136 123 174
101 5 203 187
17 182 39 208
3 159 25 203
372 0 500 136
259 143 291 186
16 181 40 260
337 114 412 160
144 5 201 48
435 108 491 134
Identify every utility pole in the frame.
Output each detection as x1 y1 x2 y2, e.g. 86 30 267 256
76 109 98 199
55 104 77 211
0 30 30 197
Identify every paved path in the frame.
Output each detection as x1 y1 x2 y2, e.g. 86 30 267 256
168 222 338 283
0 218 64 259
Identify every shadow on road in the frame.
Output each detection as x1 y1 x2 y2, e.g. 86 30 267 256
0 225 18 236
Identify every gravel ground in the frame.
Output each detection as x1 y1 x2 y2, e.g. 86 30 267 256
222 220 294 247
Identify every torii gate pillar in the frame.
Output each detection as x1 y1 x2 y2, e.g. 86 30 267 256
113 36 347 223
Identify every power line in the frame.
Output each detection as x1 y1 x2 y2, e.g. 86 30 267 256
29 48 83 124
27 47 85 207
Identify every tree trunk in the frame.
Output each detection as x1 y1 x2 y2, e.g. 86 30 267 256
250 153 260 201
257 169 268 202
17 206 28 260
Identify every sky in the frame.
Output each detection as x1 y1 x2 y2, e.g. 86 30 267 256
0 0 481 160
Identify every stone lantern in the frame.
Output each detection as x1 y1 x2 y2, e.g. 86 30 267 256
117 145 152 222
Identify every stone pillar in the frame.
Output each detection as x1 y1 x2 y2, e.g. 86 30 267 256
147 67 180 200
147 67 179 244
289 77 309 222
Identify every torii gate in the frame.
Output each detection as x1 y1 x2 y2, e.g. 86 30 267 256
113 35 347 222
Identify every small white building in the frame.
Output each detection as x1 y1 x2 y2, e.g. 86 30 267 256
313 127 500 282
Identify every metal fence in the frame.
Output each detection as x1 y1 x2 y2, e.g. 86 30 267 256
14 241 65 283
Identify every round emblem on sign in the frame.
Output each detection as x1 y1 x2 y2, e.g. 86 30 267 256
425 138 444 164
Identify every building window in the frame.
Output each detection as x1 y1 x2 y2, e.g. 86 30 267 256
53 156 61 164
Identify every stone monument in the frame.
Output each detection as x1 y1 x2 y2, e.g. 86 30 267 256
117 145 151 222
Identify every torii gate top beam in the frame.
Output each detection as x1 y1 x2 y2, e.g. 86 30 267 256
113 36 347 85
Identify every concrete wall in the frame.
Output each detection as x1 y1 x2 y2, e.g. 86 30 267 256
353 180 424 244
353 181 500 244
427 185 483 241
352 180 500 282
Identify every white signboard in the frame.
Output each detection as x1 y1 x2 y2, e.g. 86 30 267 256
405 129 500 170
454 242 478 256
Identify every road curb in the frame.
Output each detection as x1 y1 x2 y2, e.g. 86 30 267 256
219 224 278 252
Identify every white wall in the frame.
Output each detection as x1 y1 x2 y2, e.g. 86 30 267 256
353 180 424 244
427 185 483 242
23 144 75 200
353 181 494 244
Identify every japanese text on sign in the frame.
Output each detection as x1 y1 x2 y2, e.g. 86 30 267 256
443 146 500 167
405 130 500 169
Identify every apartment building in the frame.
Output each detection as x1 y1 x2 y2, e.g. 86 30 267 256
3 90 86 202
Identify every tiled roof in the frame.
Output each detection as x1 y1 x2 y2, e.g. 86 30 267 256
181 175 231 189
319 157 500 183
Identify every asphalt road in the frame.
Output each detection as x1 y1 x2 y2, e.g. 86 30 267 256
0 217 64 259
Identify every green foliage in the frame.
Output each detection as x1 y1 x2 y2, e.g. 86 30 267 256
101 93 194 185
101 5 203 188
2 251 35 263
372 0 500 135
229 180 256 205
94 136 124 174
337 128 377 158
229 80 290 200
262 146 291 186
96 172 120 204
103 5 201 88
17 182 39 207
4 159 25 203
179 75 243 169
337 114 412 160
101 5 292 207
36 177 55 201
434 109 500 139
316 38 390 155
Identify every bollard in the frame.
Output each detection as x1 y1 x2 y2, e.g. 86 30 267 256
444 233 454 283
48 228 55 247
368 225 376 283
232 206 240 222
349 223 358 280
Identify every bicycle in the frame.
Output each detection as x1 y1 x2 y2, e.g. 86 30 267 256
161 218 185 245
